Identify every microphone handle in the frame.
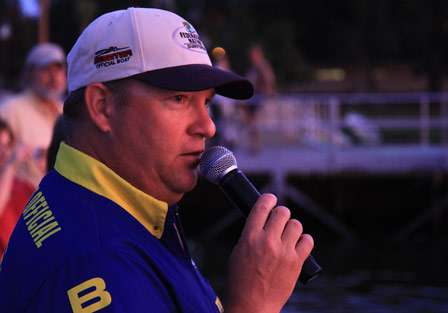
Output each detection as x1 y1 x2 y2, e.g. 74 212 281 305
220 169 322 284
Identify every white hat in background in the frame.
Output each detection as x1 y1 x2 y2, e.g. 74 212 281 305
67 7 253 100
26 43 66 68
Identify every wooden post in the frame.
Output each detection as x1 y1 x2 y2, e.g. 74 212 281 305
38 0 50 43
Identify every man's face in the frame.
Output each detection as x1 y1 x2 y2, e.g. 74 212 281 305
30 63 66 101
108 81 216 204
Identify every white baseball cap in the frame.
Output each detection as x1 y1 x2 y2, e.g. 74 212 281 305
26 43 65 68
67 7 253 99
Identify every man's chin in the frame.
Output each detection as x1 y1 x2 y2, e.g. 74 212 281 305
185 172 199 192
177 171 199 193
168 181 197 205
164 169 199 204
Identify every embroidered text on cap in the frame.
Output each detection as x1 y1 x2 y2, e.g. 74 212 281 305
94 46 133 69
173 21 206 53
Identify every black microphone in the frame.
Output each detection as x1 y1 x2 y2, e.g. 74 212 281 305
199 146 322 284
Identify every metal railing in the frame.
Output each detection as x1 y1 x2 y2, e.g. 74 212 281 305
251 92 448 147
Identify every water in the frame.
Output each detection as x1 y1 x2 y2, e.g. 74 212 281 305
284 272 448 313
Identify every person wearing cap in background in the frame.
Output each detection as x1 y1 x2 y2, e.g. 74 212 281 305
0 43 66 187
0 8 314 313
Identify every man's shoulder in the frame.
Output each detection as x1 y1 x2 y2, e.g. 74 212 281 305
0 91 35 109
0 91 39 124
9 169 149 259
0 169 138 311
1 171 107 271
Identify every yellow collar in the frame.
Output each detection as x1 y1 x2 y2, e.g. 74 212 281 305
54 142 168 239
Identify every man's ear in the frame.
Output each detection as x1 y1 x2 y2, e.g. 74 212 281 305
84 83 114 132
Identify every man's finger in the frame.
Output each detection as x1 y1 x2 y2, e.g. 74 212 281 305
295 234 314 263
281 219 303 247
241 193 277 238
263 206 291 237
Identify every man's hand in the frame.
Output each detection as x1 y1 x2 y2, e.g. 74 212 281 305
225 193 314 313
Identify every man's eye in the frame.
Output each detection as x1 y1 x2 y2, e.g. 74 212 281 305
174 95 185 102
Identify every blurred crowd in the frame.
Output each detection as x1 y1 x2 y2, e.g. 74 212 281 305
0 43 65 257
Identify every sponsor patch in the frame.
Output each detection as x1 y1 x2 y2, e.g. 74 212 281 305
93 46 133 69
172 21 207 53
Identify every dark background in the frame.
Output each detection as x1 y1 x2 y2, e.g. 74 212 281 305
1 1 447 311
2 0 448 90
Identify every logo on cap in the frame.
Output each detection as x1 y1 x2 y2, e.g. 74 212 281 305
183 21 196 34
173 21 207 54
93 46 133 69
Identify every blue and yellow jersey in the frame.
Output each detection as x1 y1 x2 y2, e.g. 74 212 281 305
0 143 223 313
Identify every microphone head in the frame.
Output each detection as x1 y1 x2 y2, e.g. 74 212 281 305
199 146 238 184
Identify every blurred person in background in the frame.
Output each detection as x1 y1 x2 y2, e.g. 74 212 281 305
0 43 66 187
209 47 239 149
245 44 276 153
0 119 34 258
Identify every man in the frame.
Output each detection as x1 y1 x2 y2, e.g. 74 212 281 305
0 43 66 187
0 8 314 313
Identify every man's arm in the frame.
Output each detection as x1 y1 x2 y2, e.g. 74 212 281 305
225 193 314 313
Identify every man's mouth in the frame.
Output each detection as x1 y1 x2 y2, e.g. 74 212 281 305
181 150 204 157
181 151 204 167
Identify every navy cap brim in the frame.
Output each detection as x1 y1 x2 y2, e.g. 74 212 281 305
131 64 253 100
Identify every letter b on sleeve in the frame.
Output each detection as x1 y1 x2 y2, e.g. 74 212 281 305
67 277 112 313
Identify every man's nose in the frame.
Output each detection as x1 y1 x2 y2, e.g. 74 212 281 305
189 103 216 139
